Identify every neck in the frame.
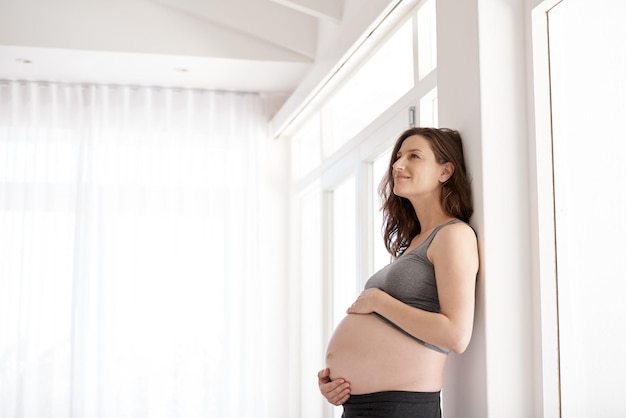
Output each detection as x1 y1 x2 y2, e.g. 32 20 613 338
410 199 451 233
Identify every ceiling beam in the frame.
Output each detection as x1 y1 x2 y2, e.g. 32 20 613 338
269 0 343 22
154 0 318 59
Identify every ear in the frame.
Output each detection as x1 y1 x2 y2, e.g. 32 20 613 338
439 162 455 183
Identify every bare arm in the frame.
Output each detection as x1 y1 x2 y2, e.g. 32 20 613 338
347 222 478 354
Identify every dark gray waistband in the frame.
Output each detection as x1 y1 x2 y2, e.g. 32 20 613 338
345 390 441 404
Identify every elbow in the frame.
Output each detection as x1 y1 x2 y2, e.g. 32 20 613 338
450 339 470 355
448 329 473 354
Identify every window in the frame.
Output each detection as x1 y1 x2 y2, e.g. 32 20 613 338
322 18 415 154
330 176 358 328
371 149 392 272
417 0 437 79
287 1 439 416
419 87 438 127
0 83 271 418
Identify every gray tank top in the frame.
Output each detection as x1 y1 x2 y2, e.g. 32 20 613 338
364 219 462 355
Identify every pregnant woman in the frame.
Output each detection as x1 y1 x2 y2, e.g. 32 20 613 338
318 127 479 417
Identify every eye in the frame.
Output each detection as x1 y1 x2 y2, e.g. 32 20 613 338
410 153 420 159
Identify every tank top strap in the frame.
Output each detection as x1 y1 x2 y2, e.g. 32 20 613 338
422 218 462 248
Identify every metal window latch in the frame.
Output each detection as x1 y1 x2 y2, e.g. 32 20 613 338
409 106 416 127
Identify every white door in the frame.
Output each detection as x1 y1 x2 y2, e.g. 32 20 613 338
549 0 626 416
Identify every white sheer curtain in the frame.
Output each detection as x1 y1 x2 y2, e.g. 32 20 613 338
0 81 272 418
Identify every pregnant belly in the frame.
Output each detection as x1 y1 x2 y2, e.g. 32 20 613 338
325 313 446 394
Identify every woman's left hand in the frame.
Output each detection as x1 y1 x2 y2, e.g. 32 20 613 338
346 288 387 314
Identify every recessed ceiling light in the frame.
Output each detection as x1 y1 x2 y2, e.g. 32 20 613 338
16 58 32 64
175 68 189 73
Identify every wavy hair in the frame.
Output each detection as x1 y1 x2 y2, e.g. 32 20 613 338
379 127 473 257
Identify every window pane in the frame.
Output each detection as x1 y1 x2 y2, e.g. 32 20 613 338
419 87 438 127
323 19 415 154
331 177 358 328
371 149 392 272
417 0 437 79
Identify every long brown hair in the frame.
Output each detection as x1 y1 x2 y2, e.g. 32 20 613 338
379 127 473 257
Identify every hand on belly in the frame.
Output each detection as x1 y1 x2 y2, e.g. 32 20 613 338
325 313 446 394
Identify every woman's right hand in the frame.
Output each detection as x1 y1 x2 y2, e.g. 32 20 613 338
317 368 351 406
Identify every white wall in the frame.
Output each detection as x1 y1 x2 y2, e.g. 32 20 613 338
436 0 488 415
439 0 535 416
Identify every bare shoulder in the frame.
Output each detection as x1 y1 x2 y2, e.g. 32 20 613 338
437 221 476 243
428 221 478 265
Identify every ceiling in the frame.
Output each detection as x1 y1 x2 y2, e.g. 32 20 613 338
0 0 398 122
0 0 339 92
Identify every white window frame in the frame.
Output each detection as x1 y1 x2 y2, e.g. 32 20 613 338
289 2 440 416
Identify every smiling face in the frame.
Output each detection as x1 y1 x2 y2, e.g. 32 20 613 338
392 135 453 201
